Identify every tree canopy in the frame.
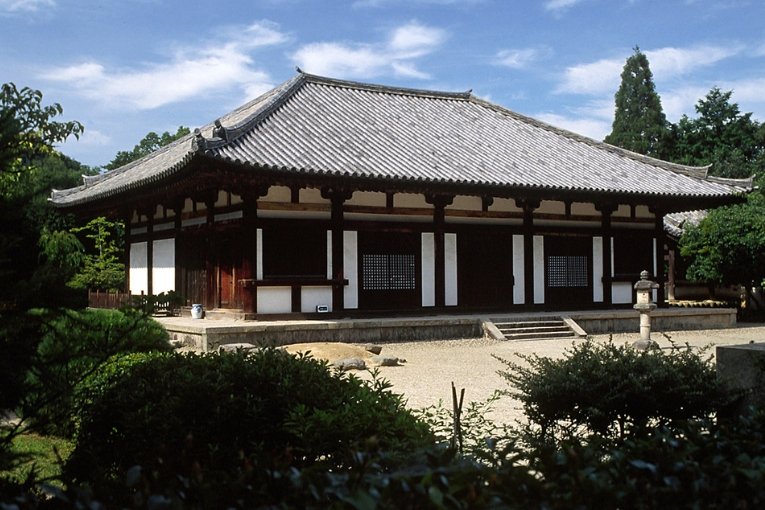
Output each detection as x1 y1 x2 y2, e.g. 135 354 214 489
668 87 765 180
105 126 190 170
604 47 669 158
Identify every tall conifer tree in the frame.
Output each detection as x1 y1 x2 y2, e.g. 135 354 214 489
605 47 668 157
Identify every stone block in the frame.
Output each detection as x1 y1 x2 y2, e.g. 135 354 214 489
717 343 765 411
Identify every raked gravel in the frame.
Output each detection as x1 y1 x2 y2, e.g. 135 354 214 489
360 323 765 426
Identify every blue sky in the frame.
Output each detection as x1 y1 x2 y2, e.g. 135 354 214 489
2 0 764 168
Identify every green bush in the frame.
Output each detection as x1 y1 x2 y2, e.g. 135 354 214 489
64 349 433 507
22 307 171 438
497 339 731 444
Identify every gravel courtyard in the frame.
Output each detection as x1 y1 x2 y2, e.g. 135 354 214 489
361 324 765 425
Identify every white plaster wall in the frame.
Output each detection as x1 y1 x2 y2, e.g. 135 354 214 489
301 286 333 313
490 198 523 213
613 204 631 218
326 231 333 279
395 193 432 209
129 241 148 295
152 238 175 294
444 233 458 306
256 228 263 280
346 191 386 207
653 237 658 302
215 190 228 208
300 188 330 204
446 195 482 211
344 231 358 309
257 287 292 314
613 282 633 304
512 235 525 305
570 203 598 216
635 205 654 219
257 209 331 220
345 212 432 223
154 222 174 232
533 235 545 304
421 232 435 307
593 236 604 303
214 211 243 223
261 185 291 203
537 200 566 215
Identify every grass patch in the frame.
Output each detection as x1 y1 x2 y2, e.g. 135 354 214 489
1 432 73 486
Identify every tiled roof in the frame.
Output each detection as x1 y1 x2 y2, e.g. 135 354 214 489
51 73 750 207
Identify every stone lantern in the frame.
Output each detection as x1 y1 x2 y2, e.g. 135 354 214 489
633 270 659 350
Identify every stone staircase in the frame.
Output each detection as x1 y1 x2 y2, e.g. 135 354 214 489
488 317 585 341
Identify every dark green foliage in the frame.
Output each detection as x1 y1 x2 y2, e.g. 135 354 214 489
680 193 765 288
668 87 765 180
497 339 729 444
604 47 669 158
64 349 433 506
67 217 125 292
105 126 190 170
21 308 171 438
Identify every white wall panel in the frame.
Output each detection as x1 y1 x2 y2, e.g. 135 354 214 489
512 235 524 304
301 286 333 313
256 228 263 280
343 231 358 309
533 235 545 304
613 282 633 304
326 231 333 279
257 287 292 314
129 241 148 295
592 236 604 303
444 233 458 306
421 233 435 307
152 238 175 294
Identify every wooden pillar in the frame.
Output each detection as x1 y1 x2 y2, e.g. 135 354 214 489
516 198 540 307
204 193 217 308
237 186 269 314
123 210 132 294
654 209 667 308
597 203 617 307
172 200 184 297
322 187 353 311
145 208 154 297
426 194 454 307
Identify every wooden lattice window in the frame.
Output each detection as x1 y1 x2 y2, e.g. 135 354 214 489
362 253 417 291
547 255 589 288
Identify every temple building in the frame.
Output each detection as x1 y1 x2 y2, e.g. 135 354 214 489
51 72 750 317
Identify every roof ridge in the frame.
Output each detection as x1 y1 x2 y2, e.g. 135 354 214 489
467 95 711 180
299 72 472 100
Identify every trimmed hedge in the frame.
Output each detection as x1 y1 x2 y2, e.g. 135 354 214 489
64 349 432 507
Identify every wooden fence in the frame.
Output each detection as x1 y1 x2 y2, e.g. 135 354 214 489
88 290 132 309
87 290 180 316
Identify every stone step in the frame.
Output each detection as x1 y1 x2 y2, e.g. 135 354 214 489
503 330 578 341
494 320 565 328
497 325 570 334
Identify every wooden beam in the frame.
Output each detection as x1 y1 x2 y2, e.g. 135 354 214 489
516 198 540 307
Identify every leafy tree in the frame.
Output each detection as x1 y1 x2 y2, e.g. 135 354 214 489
68 217 125 292
669 87 765 179
604 47 669 158
105 126 190 170
679 193 765 291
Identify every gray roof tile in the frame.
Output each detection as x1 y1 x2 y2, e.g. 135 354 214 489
51 73 750 207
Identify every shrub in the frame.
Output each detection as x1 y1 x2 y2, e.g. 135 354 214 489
496 339 731 444
21 307 171 438
64 348 433 507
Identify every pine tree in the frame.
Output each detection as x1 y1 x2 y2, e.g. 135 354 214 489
605 47 668 158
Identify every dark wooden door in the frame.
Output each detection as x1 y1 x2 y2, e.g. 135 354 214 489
216 235 242 309
358 231 420 310
544 235 593 309
178 234 207 307
458 228 513 308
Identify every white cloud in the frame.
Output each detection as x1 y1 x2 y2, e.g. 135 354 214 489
646 45 743 76
558 44 743 95
535 112 611 141
388 23 445 58
41 21 285 110
544 0 583 12
495 47 550 69
291 21 446 80
0 0 54 13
